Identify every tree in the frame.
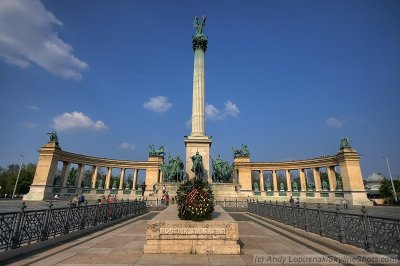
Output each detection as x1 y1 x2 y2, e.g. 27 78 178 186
0 163 36 195
379 178 400 204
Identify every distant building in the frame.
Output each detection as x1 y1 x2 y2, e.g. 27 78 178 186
365 173 385 198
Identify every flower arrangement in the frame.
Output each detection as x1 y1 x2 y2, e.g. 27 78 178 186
177 177 214 221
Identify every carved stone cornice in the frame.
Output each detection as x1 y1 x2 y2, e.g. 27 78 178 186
192 35 208 52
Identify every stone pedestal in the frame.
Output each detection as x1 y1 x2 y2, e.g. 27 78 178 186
184 136 212 182
144 205 240 254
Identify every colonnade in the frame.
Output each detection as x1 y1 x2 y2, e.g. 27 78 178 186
23 141 163 201
57 162 141 190
233 147 372 205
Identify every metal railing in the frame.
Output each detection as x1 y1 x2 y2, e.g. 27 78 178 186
248 200 400 255
216 199 248 212
0 200 146 252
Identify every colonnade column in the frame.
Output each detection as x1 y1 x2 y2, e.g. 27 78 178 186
119 168 125 190
259 170 265 191
61 162 71 187
313 168 321 191
299 169 306 192
105 167 112 189
91 165 98 189
272 170 278 194
133 169 138 190
76 164 85 188
327 166 337 191
285 169 292 192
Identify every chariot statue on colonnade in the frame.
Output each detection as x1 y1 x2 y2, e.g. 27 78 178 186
340 137 351 150
148 144 165 157
232 144 250 158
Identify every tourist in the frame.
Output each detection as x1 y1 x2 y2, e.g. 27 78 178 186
162 184 166 194
165 193 170 206
289 196 294 205
142 183 146 196
78 193 85 206
100 195 107 204
70 194 79 207
97 198 102 205
161 195 165 206
342 199 348 210
113 194 118 202
108 194 113 203
295 197 300 207
171 197 175 204
153 184 157 195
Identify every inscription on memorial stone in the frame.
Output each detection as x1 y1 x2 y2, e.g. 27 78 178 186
160 228 225 235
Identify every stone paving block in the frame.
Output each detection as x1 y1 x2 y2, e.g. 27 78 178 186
208 254 246 266
171 254 209 265
134 253 175 265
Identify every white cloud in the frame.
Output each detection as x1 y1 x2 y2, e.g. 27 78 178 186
205 103 222 121
119 142 135 150
53 111 108 132
326 117 345 128
21 121 38 128
143 96 172 113
224 100 240 117
0 0 88 79
205 101 240 121
28 105 39 111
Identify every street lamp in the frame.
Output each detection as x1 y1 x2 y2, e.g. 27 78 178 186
12 155 24 198
383 157 397 203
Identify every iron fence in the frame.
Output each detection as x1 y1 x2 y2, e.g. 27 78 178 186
216 199 248 212
248 200 400 255
0 200 146 252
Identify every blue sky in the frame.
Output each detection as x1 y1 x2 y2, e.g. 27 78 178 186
0 0 399 179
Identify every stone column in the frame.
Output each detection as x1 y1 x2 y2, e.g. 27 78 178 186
76 164 85 188
184 19 212 181
259 170 265 191
327 166 337 192
272 170 278 193
133 169 138 190
105 167 112 189
233 157 251 193
61 162 71 187
285 169 292 192
91 165 98 189
119 168 125 190
23 142 61 201
313 168 321 191
191 49 206 137
337 148 371 205
299 169 306 192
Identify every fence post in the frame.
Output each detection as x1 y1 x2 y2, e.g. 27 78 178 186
303 202 309 232
41 201 53 240
282 201 288 224
80 202 87 230
11 202 26 249
317 203 325 237
336 205 347 244
63 203 71 235
361 206 375 253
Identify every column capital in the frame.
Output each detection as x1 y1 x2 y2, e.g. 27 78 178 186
192 36 208 51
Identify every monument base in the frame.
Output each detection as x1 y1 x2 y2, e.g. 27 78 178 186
144 205 240 254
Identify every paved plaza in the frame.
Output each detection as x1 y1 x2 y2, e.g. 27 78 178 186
1 199 399 219
3 207 396 266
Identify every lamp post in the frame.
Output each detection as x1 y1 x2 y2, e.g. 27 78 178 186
12 155 24 198
383 157 397 203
